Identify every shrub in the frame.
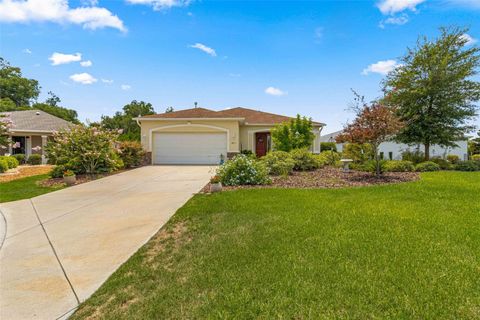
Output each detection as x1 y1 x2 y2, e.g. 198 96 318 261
27 154 42 165
430 157 453 170
217 154 271 186
383 160 415 172
45 126 123 174
117 141 145 168
240 150 255 158
316 150 340 167
0 159 8 173
261 151 295 176
415 161 440 172
0 156 19 169
471 154 480 161
351 160 387 173
402 150 425 164
446 154 460 164
12 153 25 164
320 142 337 152
290 148 319 171
271 115 315 151
454 161 480 172
342 143 373 163
50 165 67 178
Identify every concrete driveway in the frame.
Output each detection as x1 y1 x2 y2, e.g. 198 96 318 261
0 165 214 319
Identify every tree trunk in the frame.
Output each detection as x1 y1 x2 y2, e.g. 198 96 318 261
373 143 381 176
425 143 430 161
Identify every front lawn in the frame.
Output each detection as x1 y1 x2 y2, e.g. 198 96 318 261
0 174 64 203
72 172 480 319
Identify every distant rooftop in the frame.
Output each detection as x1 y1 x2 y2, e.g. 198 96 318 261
0 110 72 132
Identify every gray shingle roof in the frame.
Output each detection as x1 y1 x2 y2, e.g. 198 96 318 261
319 130 343 142
0 110 72 132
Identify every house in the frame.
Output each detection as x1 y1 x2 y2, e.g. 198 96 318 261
135 107 325 164
320 130 469 161
0 110 72 162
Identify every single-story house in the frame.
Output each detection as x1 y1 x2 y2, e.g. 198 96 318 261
135 107 325 165
320 130 469 161
0 110 72 162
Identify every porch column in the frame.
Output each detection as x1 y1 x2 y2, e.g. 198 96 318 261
41 135 48 164
7 135 12 155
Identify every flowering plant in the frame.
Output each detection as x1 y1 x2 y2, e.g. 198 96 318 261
63 170 75 177
216 154 271 186
210 175 221 184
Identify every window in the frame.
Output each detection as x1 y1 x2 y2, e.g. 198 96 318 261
12 136 26 155
389 152 393 160
379 152 384 160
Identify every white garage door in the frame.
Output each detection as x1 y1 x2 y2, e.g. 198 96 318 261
153 132 227 164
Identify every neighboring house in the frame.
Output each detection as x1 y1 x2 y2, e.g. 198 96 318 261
0 110 72 162
135 107 325 165
320 130 469 161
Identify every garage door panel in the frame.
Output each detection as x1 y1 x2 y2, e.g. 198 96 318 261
153 132 227 165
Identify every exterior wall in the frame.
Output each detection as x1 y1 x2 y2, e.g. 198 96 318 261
329 140 468 160
139 120 241 153
2 133 52 157
239 125 322 154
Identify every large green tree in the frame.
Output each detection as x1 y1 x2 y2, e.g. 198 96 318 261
383 27 480 160
271 115 315 152
33 91 80 123
99 100 155 141
0 57 40 107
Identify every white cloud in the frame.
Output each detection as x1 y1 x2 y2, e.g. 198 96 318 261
126 0 190 11
189 43 216 57
101 78 114 84
362 59 401 75
265 86 287 96
121 84 131 90
49 52 82 65
0 0 126 32
70 72 97 84
80 60 92 67
376 0 426 15
22 48 32 54
461 33 477 46
379 14 409 28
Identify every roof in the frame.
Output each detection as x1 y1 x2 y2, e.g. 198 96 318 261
0 110 72 132
139 107 324 126
319 130 343 142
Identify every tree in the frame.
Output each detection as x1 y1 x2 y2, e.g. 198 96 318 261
0 113 13 149
336 95 404 176
271 115 315 152
165 106 174 113
383 27 480 160
0 57 40 106
469 130 480 155
99 100 155 141
45 91 61 107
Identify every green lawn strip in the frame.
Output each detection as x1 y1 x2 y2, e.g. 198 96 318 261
72 172 480 319
0 174 64 203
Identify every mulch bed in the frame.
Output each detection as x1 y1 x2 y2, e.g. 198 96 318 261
202 167 419 192
0 165 54 183
39 168 134 188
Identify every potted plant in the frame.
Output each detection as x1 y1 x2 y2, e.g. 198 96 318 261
210 175 222 193
63 170 76 186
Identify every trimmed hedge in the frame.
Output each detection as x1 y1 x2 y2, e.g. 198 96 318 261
454 161 480 172
415 161 440 172
383 160 415 172
290 148 320 171
12 153 26 164
0 159 8 173
27 154 42 165
0 156 19 169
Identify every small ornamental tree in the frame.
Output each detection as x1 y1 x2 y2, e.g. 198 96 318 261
271 115 315 152
336 98 404 176
0 113 12 150
45 125 124 174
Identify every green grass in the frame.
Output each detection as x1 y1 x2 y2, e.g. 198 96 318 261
0 174 64 203
72 172 480 319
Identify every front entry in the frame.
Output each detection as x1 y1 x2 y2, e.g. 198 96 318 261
255 132 271 157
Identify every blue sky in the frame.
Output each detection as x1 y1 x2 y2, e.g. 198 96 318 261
1 0 479 133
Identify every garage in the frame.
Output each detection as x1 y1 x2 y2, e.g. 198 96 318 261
153 132 228 164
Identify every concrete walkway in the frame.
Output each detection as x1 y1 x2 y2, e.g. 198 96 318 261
0 166 214 319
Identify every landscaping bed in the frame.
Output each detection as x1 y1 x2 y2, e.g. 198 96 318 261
39 169 132 188
0 165 53 183
203 167 419 192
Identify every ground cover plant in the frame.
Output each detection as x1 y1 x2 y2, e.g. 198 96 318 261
71 172 480 319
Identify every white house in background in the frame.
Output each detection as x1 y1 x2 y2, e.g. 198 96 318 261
320 130 469 161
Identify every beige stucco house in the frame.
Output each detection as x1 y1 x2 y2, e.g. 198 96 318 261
0 110 72 162
135 107 325 165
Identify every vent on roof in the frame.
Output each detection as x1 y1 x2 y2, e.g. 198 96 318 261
36 111 40 115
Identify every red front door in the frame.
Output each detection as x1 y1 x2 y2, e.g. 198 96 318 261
255 132 270 157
